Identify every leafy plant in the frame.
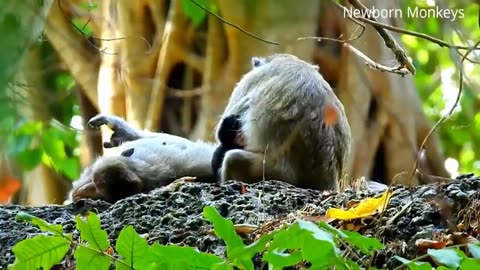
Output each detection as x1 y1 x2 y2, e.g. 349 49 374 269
4 119 80 180
8 206 480 269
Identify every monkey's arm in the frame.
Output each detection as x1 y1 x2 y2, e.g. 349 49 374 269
220 149 285 184
88 114 179 148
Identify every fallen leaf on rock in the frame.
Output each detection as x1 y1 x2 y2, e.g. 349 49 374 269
234 224 259 234
326 190 392 220
106 246 115 255
415 239 447 250
448 232 479 245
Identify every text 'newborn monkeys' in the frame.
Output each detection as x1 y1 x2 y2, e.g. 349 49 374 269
212 53 351 191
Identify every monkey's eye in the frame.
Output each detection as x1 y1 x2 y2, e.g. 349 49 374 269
251 57 264 68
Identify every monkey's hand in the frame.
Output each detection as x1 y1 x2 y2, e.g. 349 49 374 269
217 114 244 148
88 114 146 148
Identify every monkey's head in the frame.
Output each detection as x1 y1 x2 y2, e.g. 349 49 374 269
69 153 143 203
251 53 318 69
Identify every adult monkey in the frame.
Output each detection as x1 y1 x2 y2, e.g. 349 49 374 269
212 53 351 191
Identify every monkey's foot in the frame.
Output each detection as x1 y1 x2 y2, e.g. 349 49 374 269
88 114 142 148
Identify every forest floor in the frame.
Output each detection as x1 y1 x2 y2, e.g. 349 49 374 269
1 174 479 269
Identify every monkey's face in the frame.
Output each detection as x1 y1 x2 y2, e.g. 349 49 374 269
70 157 143 203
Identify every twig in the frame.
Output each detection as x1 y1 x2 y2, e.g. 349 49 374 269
408 40 480 184
58 0 152 55
343 0 416 75
386 200 413 227
189 0 279 45
344 43 410 75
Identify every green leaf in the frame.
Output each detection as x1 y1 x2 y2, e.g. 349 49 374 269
56 157 80 180
76 212 109 251
8 235 70 270
15 147 43 170
265 221 342 269
74 246 111 270
468 244 480 260
263 249 302 269
41 128 66 160
16 120 43 135
461 257 480 269
115 225 149 269
7 134 32 156
15 212 67 238
340 230 384 254
428 248 462 269
54 71 76 90
182 0 208 26
346 259 363 270
203 206 253 270
142 243 225 270
319 222 383 255
230 229 276 258
203 206 245 254
394 256 432 270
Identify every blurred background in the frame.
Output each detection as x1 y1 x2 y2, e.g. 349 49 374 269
0 0 479 206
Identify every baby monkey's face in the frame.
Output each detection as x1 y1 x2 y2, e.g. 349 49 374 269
69 157 143 203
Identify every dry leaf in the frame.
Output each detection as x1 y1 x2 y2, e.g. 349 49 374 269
448 232 479 245
415 239 446 250
106 246 115 255
234 224 258 234
0 175 21 203
326 190 392 220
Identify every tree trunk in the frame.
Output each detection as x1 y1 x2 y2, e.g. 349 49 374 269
191 0 321 140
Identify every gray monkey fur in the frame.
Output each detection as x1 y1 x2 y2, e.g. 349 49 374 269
215 53 351 191
69 114 216 203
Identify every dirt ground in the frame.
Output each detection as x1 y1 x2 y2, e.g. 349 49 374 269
1 174 479 269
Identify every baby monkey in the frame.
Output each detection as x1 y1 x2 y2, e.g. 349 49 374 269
214 53 351 191
69 115 216 203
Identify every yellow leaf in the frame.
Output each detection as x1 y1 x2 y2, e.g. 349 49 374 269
326 190 392 220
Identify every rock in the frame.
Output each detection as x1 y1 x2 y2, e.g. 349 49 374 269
1 175 480 269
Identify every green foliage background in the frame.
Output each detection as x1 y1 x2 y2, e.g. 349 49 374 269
400 0 480 175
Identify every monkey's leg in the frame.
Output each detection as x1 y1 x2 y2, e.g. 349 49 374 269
221 149 282 183
88 114 159 148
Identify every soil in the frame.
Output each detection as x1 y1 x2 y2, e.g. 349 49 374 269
1 174 479 269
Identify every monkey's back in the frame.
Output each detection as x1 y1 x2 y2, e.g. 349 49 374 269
241 56 350 190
